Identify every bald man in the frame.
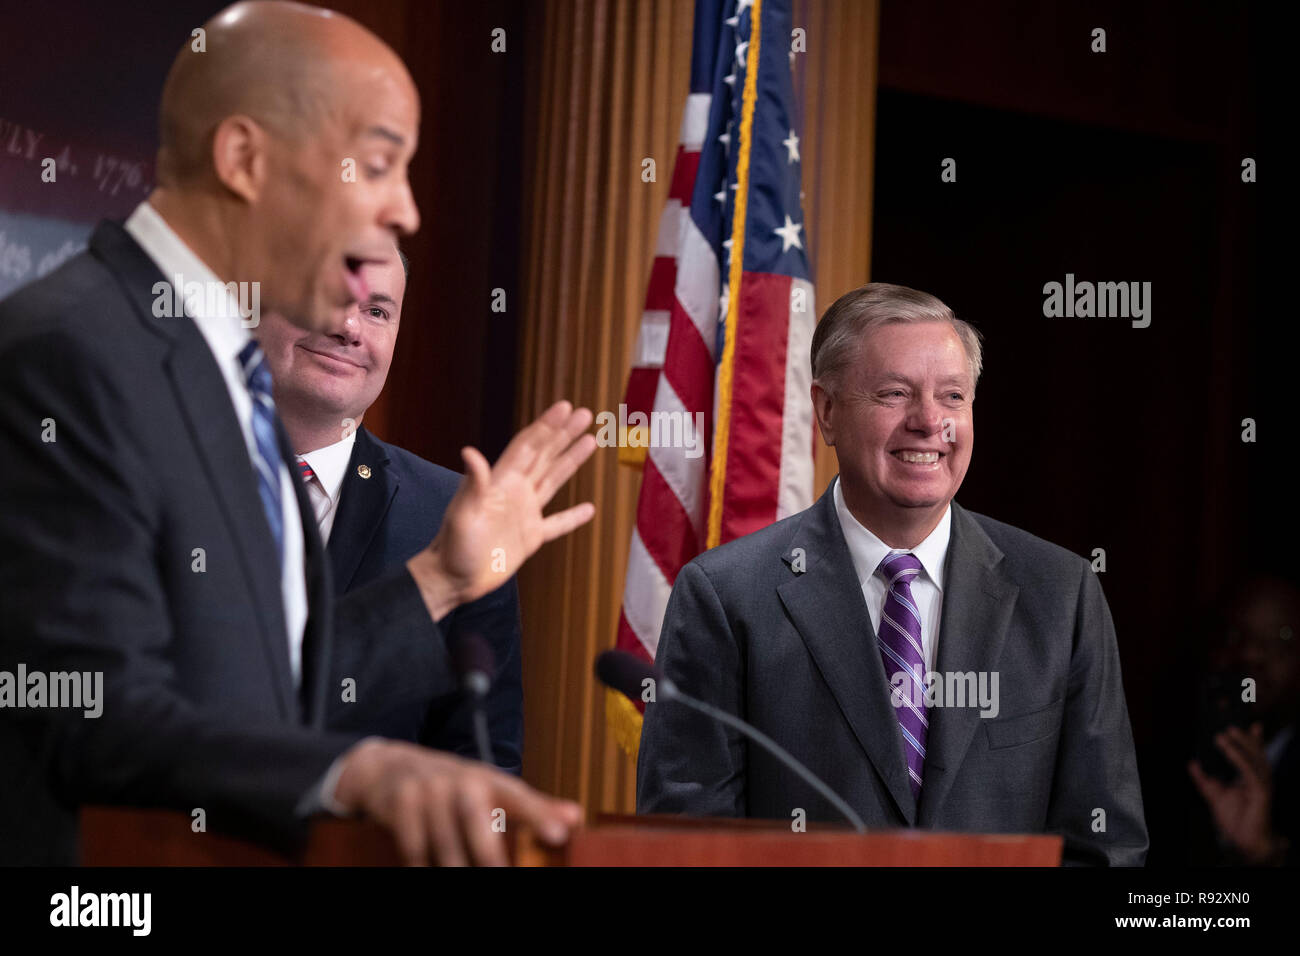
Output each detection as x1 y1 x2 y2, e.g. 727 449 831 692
0 1 590 866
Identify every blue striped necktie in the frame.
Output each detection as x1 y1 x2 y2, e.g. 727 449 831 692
877 551 928 800
238 340 284 567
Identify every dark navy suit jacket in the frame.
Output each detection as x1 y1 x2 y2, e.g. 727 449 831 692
323 425 524 774
0 222 452 864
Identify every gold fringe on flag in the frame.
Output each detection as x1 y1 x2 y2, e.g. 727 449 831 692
616 425 650 466
605 688 644 761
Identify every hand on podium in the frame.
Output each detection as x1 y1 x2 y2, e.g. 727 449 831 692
333 739 583 865
333 400 593 865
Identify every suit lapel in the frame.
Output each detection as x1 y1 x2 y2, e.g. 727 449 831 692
90 221 297 720
777 484 919 825
328 426 398 593
917 501 1019 825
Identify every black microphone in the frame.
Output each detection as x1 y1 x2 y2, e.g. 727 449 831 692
595 647 658 702
594 649 866 833
453 632 496 766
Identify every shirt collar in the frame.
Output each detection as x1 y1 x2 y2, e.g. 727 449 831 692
833 476 952 591
123 200 251 364
299 431 358 504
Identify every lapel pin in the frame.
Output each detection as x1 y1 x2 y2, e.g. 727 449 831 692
357 464 372 479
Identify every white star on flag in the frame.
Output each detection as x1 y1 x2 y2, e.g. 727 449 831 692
782 130 800 163
774 215 803 252
727 0 754 25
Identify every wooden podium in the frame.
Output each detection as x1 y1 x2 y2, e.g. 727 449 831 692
80 808 1062 865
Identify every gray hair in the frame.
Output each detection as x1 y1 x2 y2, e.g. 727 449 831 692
396 246 409 281
810 282 983 397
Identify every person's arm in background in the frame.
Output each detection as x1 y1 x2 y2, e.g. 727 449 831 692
331 400 598 862
422 577 525 774
1045 562 1150 866
1189 723 1293 866
637 560 747 816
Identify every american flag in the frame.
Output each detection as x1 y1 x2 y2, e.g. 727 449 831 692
610 0 815 757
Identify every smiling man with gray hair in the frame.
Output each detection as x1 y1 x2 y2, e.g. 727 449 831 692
638 281 1148 866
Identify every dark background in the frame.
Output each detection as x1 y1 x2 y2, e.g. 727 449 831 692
0 0 530 462
0 0 1280 865
873 0 1282 866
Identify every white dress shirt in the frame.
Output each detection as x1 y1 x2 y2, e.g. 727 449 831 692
832 476 952 676
297 432 357 545
124 201 309 686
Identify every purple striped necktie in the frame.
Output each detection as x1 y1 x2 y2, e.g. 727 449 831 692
877 551 928 800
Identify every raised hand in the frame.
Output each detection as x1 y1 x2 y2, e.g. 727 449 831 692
407 400 597 620
1188 723 1279 863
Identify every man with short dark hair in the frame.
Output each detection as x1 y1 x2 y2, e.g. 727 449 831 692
638 282 1149 866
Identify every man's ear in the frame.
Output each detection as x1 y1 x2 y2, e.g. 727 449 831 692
811 379 835 447
210 114 268 204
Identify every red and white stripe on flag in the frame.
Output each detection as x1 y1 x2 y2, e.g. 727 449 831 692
610 0 816 760
619 92 713 466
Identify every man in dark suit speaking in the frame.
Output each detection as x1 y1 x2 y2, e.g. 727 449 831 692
637 282 1148 865
0 1 593 865
254 245 524 770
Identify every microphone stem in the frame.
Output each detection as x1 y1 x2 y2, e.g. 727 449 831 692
472 702 493 766
671 691 868 833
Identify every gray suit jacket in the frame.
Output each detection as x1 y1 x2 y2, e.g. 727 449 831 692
637 481 1148 866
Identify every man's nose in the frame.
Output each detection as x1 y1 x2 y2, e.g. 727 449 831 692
330 311 362 346
906 395 944 433
384 177 420 237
